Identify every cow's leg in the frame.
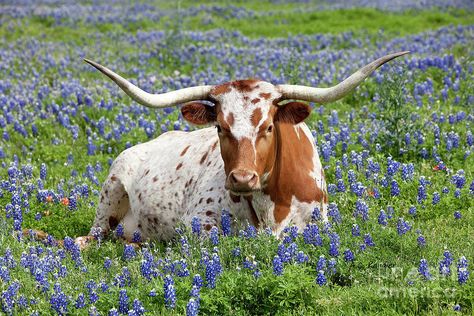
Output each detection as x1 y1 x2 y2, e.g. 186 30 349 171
75 174 130 249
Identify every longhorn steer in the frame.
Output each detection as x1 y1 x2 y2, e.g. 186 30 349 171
79 51 408 243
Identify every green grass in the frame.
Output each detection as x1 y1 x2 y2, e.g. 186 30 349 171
1 8 472 45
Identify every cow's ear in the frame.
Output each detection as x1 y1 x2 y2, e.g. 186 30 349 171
274 102 311 124
181 102 217 125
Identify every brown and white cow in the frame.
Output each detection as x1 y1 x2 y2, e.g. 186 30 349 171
79 51 408 243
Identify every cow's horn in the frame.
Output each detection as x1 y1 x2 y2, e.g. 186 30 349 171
277 51 409 104
84 59 213 108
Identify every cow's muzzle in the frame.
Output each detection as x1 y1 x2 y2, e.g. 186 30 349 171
226 169 259 194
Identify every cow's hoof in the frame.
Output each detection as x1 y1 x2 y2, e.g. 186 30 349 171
74 236 95 250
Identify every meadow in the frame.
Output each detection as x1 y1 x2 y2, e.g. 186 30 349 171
0 0 473 315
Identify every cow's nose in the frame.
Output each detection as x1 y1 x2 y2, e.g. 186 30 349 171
229 170 258 191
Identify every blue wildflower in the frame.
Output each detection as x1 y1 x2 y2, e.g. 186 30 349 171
343 249 355 262
457 256 469 285
164 275 176 309
123 245 136 261
316 270 327 286
418 259 431 280
118 289 129 314
351 224 360 236
272 256 283 276
221 210 231 236
191 217 201 236
209 226 219 245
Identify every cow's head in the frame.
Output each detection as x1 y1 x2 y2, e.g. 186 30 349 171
84 51 408 195
181 80 311 195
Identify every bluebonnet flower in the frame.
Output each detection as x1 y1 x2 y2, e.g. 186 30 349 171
453 304 461 312
316 270 327 286
75 293 86 309
328 232 340 257
303 223 322 246
432 192 440 205
282 225 299 243
336 179 346 192
209 226 219 245
418 259 431 280
378 209 388 226
454 188 461 198
192 274 203 289
123 245 136 261
131 299 145 316
191 217 201 236
408 206 417 216
132 231 141 243
417 234 426 247
118 289 129 314
417 185 427 203
50 283 68 315
68 195 77 211
63 236 83 267
439 250 453 276
205 253 222 288
354 199 369 221
457 256 469 285
311 207 322 221
104 257 112 270
40 163 47 180
115 224 124 238
454 211 462 219
364 233 375 247
186 298 200 316
397 218 411 235
164 275 176 308
231 247 241 257
352 224 360 236
344 249 355 262
296 251 309 264
273 256 283 276
390 180 400 196
450 169 465 188
328 203 342 224
221 210 231 236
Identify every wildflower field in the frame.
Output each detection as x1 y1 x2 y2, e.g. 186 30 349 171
1 0 474 315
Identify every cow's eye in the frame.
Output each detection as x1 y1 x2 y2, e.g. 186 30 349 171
267 125 273 133
215 125 222 133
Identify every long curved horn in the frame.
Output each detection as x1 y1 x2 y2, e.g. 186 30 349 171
84 59 213 108
277 51 409 104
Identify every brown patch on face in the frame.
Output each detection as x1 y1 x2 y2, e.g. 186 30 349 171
232 79 259 92
176 163 183 170
204 224 212 231
206 210 215 216
211 83 231 95
110 175 117 181
180 145 190 156
153 176 158 182
259 92 271 100
206 198 213 204
264 123 326 223
251 98 260 104
251 108 263 127
200 152 208 164
226 112 234 127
